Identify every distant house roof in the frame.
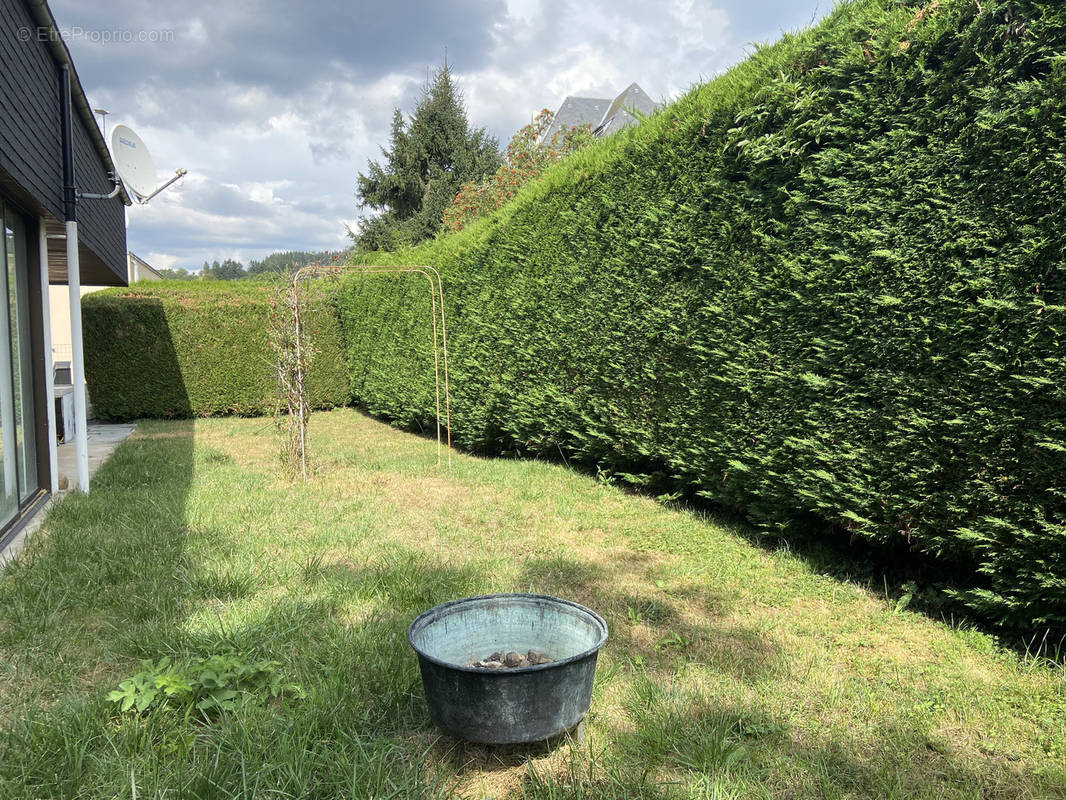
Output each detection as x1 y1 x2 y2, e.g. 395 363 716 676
539 83 658 146
538 96 611 145
593 83 657 137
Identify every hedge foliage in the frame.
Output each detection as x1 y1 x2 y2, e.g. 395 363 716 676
337 0 1066 633
83 282 348 419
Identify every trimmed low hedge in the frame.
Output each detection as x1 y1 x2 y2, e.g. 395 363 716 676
337 0 1066 633
83 281 348 419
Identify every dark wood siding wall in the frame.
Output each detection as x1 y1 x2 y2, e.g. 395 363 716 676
0 0 63 220
0 0 126 283
72 104 125 275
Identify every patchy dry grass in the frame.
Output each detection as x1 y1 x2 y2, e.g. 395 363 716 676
0 409 1062 799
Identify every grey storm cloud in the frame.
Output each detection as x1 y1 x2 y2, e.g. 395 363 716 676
47 0 827 273
51 0 505 93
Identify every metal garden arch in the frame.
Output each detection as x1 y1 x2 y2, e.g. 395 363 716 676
286 264 452 478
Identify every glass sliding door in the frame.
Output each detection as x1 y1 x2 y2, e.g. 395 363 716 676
5 210 36 503
0 201 39 529
0 212 19 524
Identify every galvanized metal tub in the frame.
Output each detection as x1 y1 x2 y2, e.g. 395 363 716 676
407 593 608 744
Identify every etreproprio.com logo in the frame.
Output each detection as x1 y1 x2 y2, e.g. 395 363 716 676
17 26 175 44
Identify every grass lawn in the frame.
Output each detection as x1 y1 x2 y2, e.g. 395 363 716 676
0 408 1063 799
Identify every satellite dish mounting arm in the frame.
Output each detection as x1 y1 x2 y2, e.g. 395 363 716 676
78 171 124 201
78 163 188 205
135 168 187 204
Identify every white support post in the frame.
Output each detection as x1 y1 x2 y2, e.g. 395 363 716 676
65 222 89 493
38 220 57 495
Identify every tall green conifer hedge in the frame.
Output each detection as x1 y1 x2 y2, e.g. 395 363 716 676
338 0 1066 632
83 282 348 419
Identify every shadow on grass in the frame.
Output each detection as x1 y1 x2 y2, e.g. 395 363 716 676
537 682 1066 800
432 727 585 779
493 441 1049 655
0 414 470 797
362 402 1015 646
0 418 198 797
518 550 782 685
0 526 476 797
0 420 197 654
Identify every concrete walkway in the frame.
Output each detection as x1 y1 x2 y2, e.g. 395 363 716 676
0 420 136 567
57 420 137 491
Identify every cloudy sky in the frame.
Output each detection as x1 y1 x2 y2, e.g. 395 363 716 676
51 0 827 274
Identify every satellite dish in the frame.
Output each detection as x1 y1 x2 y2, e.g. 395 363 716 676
110 124 157 199
107 123 187 204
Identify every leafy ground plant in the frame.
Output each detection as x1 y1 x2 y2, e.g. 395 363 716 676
107 654 304 717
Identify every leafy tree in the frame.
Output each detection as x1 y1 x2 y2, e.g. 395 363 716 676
444 108 592 233
353 62 500 252
155 268 191 280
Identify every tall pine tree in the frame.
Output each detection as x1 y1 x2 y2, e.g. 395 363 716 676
354 62 500 252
